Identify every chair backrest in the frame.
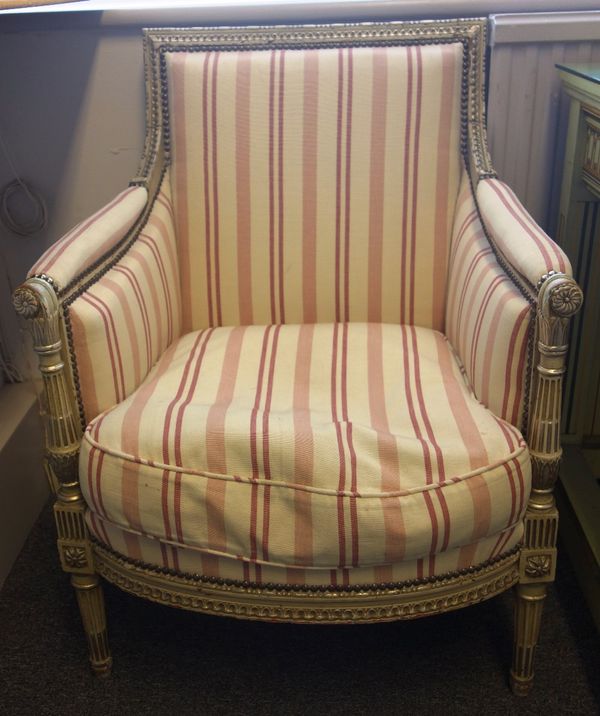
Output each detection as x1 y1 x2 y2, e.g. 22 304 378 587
142 21 492 333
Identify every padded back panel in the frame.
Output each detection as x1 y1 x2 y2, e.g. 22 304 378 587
166 43 463 331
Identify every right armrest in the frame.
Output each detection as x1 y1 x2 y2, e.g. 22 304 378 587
446 171 534 432
29 186 148 292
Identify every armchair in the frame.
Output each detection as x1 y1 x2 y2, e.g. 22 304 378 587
13 19 582 695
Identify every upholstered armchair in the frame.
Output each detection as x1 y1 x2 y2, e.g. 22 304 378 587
13 19 582 694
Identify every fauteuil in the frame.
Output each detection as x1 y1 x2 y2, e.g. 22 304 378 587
13 19 583 694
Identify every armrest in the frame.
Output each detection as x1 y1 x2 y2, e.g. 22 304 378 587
476 178 571 286
65 170 181 424
446 172 534 431
29 186 148 291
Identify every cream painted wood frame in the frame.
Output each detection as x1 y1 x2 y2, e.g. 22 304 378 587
12 18 583 696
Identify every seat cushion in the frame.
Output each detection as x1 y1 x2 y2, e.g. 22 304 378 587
87 511 524 587
81 323 530 570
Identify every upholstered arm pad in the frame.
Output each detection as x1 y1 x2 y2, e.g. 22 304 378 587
476 178 571 286
29 186 148 291
67 171 181 424
446 173 533 430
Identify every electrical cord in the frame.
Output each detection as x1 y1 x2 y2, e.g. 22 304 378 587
0 126 47 236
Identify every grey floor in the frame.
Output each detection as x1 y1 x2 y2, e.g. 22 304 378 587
0 502 598 715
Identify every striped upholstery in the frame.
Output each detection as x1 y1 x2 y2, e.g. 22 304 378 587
477 178 572 287
80 323 530 570
166 43 463 332
86 511 524 586
69 171 181 423
446 173 533 430
29 186 147 290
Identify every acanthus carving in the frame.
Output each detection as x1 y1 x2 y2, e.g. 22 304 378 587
530 454 561 491
48 450 80 485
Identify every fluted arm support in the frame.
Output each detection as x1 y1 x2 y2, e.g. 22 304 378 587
528 272 583 510
13 277 82 503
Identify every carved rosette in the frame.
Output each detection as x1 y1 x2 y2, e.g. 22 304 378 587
537 272 583 348
524 555 552 579
63 546 88 570
13 286 40 319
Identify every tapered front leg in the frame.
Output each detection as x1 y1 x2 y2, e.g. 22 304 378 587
510 582 547 695
72 573 112 676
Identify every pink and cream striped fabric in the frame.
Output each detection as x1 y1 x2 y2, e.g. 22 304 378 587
80 322 530 570
445 172 532 431
86 511 524 586
29 186 147 290
166 43 463 332
69 171 181 423
477 177 572 287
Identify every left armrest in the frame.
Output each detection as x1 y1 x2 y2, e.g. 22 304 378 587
476 178 571 287
29 186 148 292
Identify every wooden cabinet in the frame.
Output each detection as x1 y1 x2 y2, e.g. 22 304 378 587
555 63 600 629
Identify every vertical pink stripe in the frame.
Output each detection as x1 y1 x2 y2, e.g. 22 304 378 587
400 48 414 323
128 247 164 353
510 316 531 427
81 293 125 402
400 325 438 553
343 48 353 323
434 333 489 470
479 290 517 407
408 47 423 325
339 323 359 566
409 327 451 552
202 52 215 326
277 51 286 324
70 309 100 421
432 46 457 330
113 266 152 371
302 51 319 323
235 53 253 325
249 326 273 561
331 323 347 567
268 51 277 324
334 49 344 324
367 49 388 323
211 52 222 326
260 324 282 561
293 324 315 564
367 323 405 562
205 327 246 551
138 234 174 345
102 277 142 389
170 55 192 332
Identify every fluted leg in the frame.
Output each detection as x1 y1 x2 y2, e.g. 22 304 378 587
72 574 112 676
510 583 547 695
